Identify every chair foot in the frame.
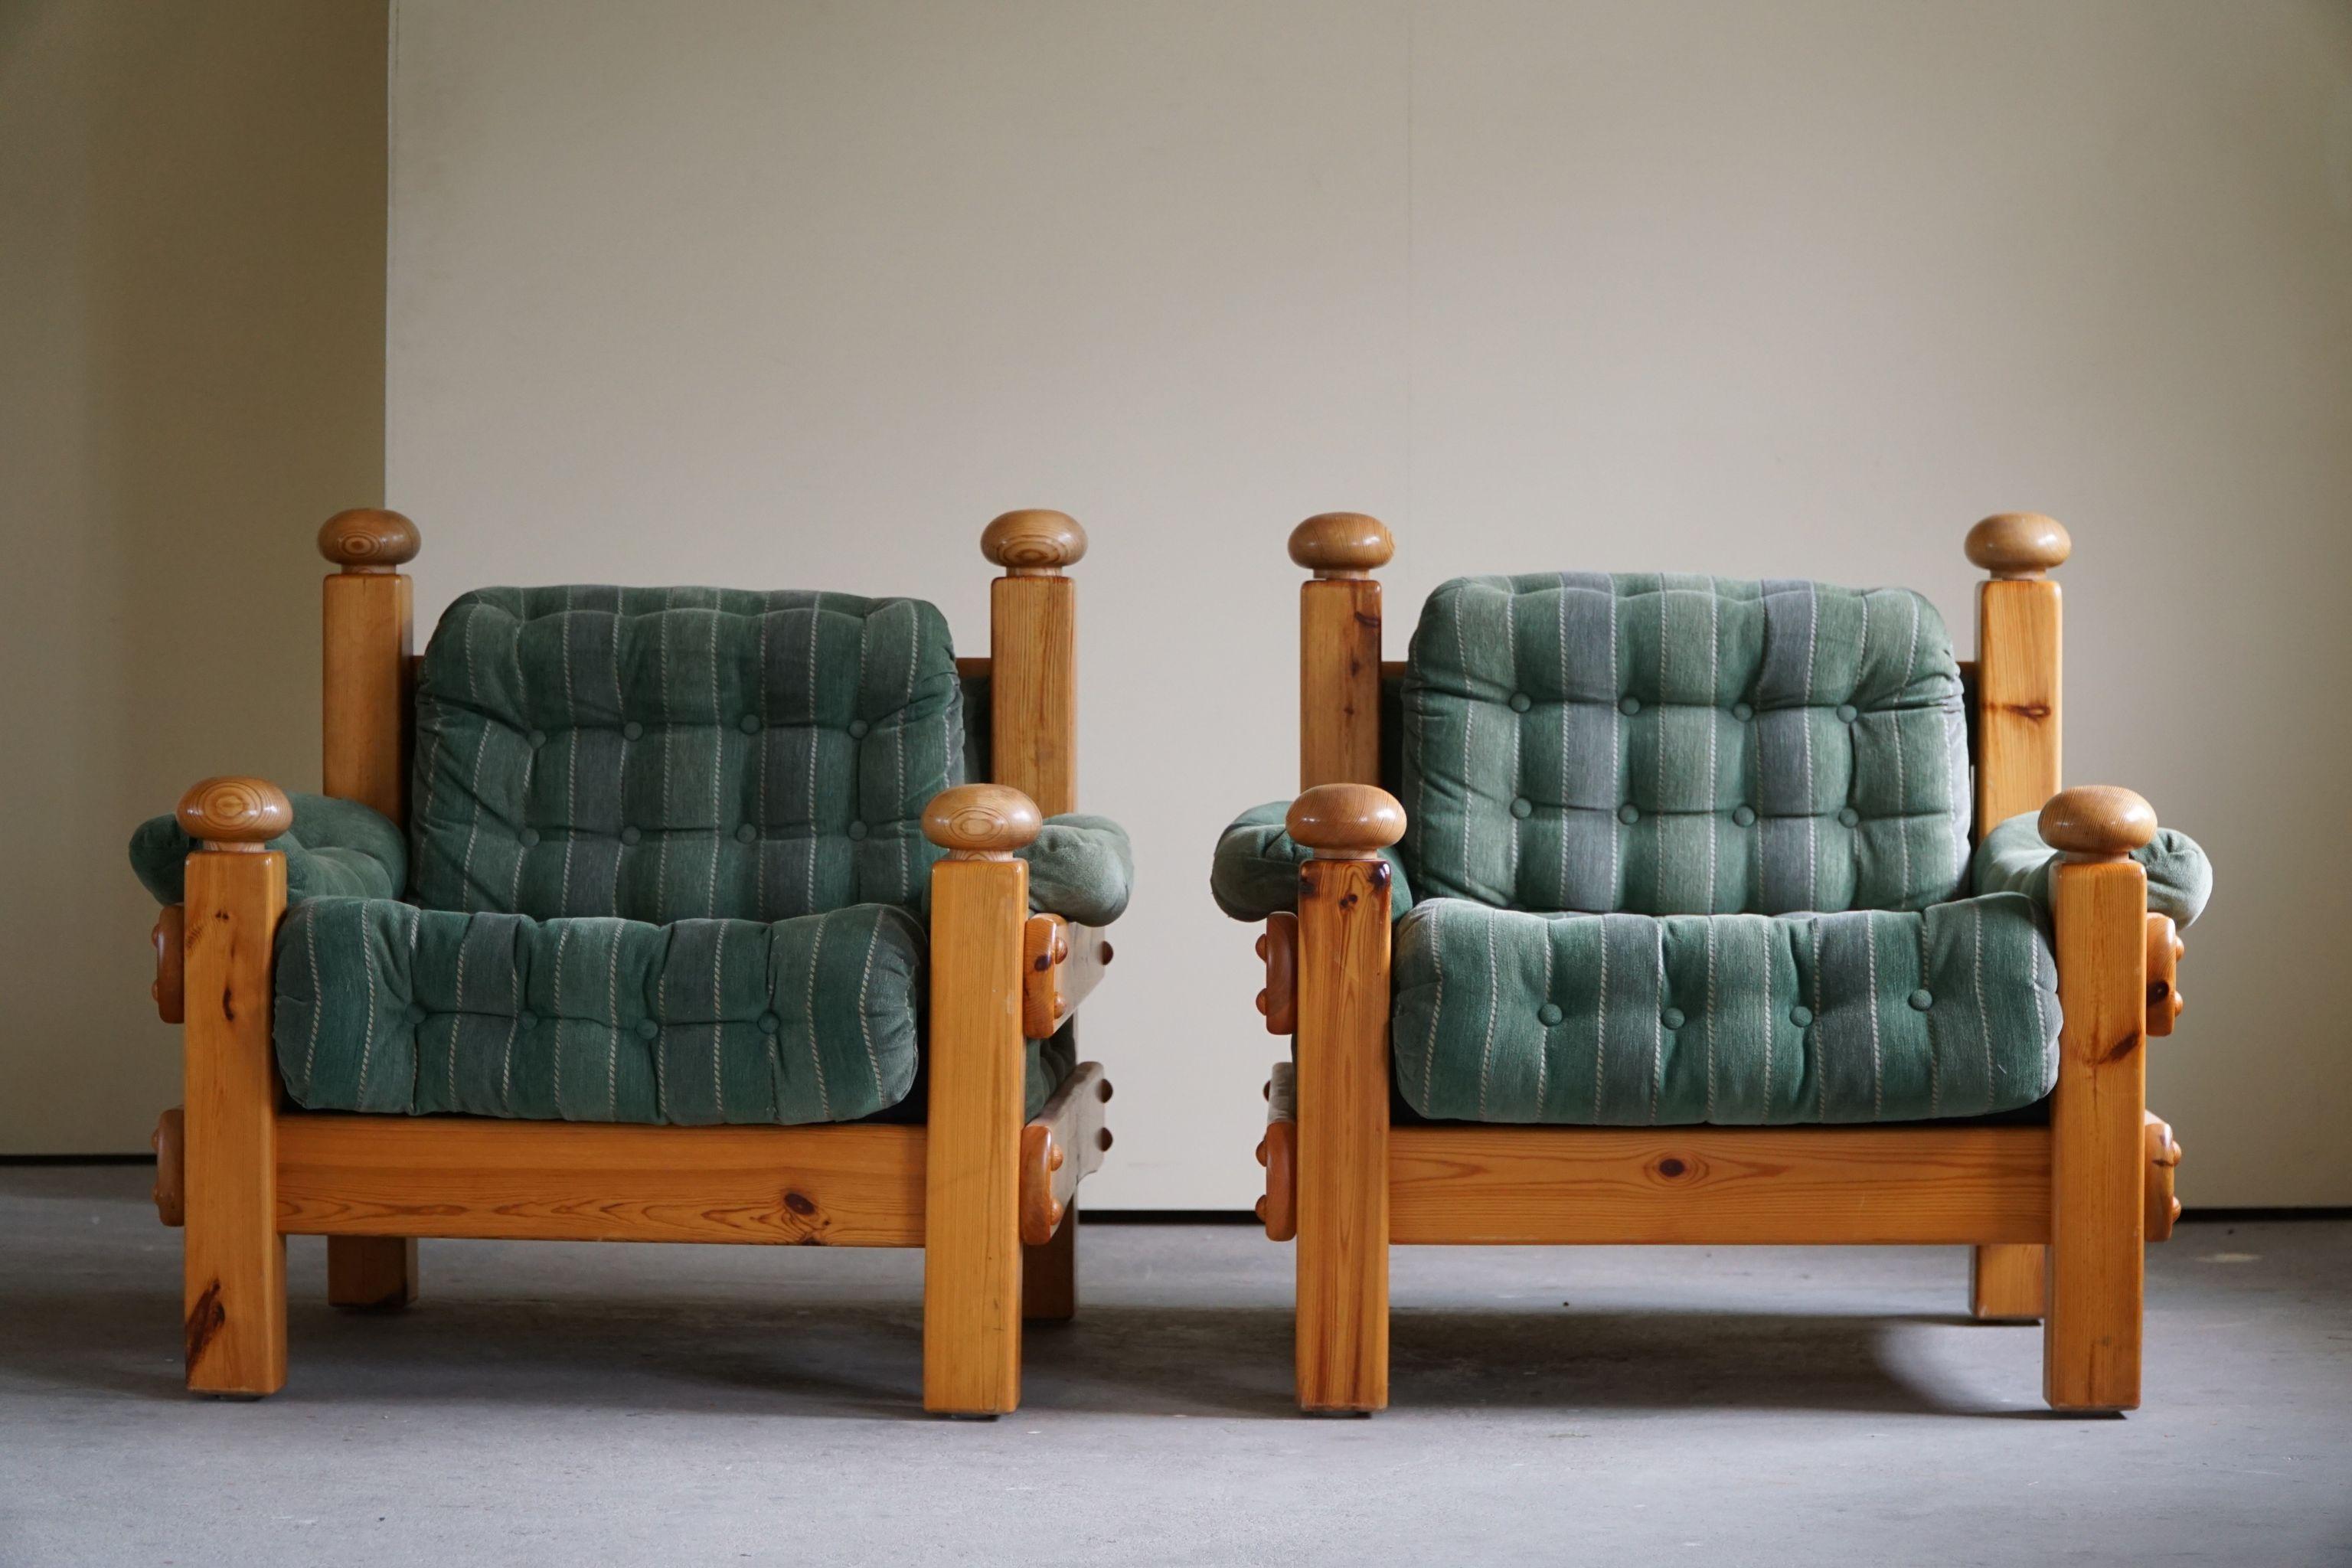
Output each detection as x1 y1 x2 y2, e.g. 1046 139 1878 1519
1021 1201 1078 1323
1969 1243 2045 1322
327 1236 419 1311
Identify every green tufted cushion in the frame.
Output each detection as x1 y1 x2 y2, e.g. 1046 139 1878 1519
276 896 925 1124
1972 812 2213 928
412 586 965 925
1210 801 1416 922
1392 893 2058 1124
128 793 405 906
1400 575 1969 917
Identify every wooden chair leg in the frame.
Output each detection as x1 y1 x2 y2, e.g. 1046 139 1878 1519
1021 1203 1078 1322
178 785 291 1396
2043 797 2151 1413
328 1236 419 1311
921 798 1034 1416
1970 1243 2045 1321
1293 847 1393 1414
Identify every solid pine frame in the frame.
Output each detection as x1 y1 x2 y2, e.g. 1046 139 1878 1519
1258 512 2185 1414
154 508 1113 1416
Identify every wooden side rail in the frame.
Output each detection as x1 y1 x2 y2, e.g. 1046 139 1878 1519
1018 1062 1112 1245
1020 914 1114 1040
278 1116 928 1246
2146 914 2184 1037
151 904 185 1024
1256 913 1297 1035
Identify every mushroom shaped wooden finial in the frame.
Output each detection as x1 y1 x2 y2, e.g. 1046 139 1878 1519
2038 785 2157 861
1285 783 1406 857
317 508 420 572
1288 513 1394 578
981 510 1087 575
1965 513 2071 580
177 776 293 850
923 784 1044 859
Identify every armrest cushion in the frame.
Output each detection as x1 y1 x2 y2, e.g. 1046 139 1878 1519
129 793 407 906
1971 811 2213 927
1021 813 1132 925
1211 800 1416 922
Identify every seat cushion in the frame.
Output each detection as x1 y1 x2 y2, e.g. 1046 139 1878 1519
276 896 924 1124
411 586 965 925
1400 574 1970 916
1390 893 2058 1124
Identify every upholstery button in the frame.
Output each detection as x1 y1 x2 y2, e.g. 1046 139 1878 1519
1537 1003 1563 1027
1909 989 1934 1011
622 721 644 741
1732 805 1756 828
848 719 870 740
1837 806 1860 828
519 828 541 848
847 821 868 841
1732 701 1754 721
734 824 758 844
1619 696 1642 717
757 1011 781 1034
1617 804 1640 826
518 1011 537 1031
1509 797 1534 820
739 714 761 734
635 1019 658 1040
1508 692 1532 714
526 729 547 749
620 825 642 846
1661 1007 1685 1031
1790 1004 1814 1028
1836 703 1858 724
403 1004 426 1027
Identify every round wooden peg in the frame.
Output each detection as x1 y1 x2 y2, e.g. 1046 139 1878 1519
1286 783 1406 857
981 510 1086 575
1965 513 2071 579
1289 512 1394 577
2038 786 2156 861
921 784 1042 858
177 776 292 850
318 508 420 572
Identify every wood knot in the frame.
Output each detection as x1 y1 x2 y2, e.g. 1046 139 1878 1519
1655 1156 1689 1179
782 1191 817 1217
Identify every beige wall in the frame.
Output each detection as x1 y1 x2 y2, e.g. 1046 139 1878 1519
383 0 2352 1208
0 1 387 1151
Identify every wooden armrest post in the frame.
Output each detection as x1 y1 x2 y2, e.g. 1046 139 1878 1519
1292 513 1393 790
921 786 1040 1415
979 510 1091 1323
1288 784 1403 1413
2043 786 2156 1412
1966 511 2070 1324
177 778 292 1396
318 509 423 1310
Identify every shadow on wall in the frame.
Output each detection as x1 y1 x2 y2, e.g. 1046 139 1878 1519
0 0 388 1152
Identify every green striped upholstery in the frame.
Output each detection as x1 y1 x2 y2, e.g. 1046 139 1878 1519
1392 893 2060 1124
1401 574 1970 917
1973 812 2213 927
128 792 405 907
412 586 965 925
276 897 924 1124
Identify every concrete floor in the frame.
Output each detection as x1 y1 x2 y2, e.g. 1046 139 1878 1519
2 1167 2347 1566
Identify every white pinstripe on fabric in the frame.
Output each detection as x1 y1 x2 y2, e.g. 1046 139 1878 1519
802 593 823 916
1475 906 1501 1120
856 905 885 1104
604 920 623 1119
706 612 724 919
804 909 832 1119
1864 913 1883 1118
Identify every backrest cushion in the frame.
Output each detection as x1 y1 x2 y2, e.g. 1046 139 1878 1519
1400 573 1968 916
412 586 966 923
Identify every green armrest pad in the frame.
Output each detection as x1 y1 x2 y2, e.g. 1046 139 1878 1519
1971 812 2213 928
128 793 407 906
1022 814 1133 926
1210 800 1416 922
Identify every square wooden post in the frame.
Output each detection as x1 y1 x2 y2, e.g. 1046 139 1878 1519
318 509 423 1309
979 509 1088 1322
1965 513 2069 1323
921 786 1040 1416
178 780 292 1396
2040 788 2154 1412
